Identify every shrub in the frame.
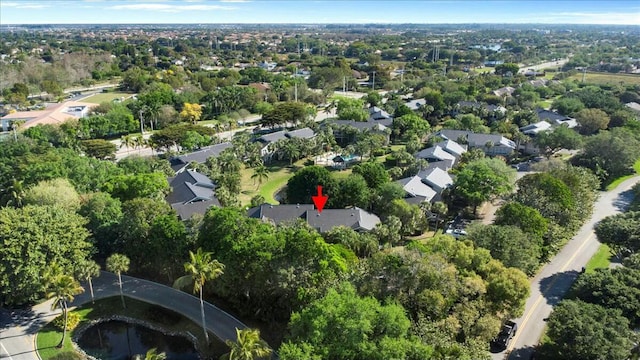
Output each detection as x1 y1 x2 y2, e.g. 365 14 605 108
52 312 81 331
50 352 86 360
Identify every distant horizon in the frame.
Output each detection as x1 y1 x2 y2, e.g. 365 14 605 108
2 1 639 26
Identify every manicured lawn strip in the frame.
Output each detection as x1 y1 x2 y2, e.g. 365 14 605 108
566 72 640 86
37 296 226 360
82 92 135 104
37 325 75 357
606 158 640 191
585 243 612 273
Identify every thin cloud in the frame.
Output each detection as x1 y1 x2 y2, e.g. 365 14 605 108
219 0 250 2
1 2 50 8
107 3 236 12
535 11 639 25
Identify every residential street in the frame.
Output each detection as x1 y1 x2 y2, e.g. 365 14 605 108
493 175 640 360
0 272 248 360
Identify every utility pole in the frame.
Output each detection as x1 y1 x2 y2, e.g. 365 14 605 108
343 76 346 94
372 71 376 91
294 67 298 102
582 67 587 83
139 109 144 134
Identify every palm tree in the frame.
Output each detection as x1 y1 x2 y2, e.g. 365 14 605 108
1 178 26 207
135 348 167 360
133 135 145 154
75 260 101 304
11 119 25 142
281 141 301 166
173 248 224 345
251 165 269 189
46 272 84 348
106 253 130 309
431 201 448 233
221 328 272 360
121 134 135 152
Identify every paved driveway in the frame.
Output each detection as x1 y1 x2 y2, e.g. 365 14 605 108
0 271 248 359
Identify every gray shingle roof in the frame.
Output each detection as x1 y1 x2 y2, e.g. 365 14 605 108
436 140 467 158
286 127 315 139
415 146 457 162
396 176 437 201
468 133 516 149
171 142 233 171
247 204 381 232
166 170 219 218
306 208 380 232
417 167 453 191
172 198 220 220
247 204 313 224
332 118 393 131
536 109 570 122
257 130 288 144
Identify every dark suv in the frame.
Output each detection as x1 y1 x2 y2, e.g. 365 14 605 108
490 320 517 352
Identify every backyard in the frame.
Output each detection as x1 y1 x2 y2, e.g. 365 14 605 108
82 91 135 104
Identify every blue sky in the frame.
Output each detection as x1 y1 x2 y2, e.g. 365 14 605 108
1 1 639 25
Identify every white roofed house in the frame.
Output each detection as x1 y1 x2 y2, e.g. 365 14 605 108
468 133 516 156
415 146 457 166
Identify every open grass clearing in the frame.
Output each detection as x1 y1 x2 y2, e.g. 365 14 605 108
585 243 612 273
239 160 305 205
567 72 640 86
82 91 135 104
606 158 640 191
37 296 226 360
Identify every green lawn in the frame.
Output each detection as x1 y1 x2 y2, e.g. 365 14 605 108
37 296 227 360
239 161 303 205
585 243 612 273
606 158 640 191
82 92 135 104
567 72 640 86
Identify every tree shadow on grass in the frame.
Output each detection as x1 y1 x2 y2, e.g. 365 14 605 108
538 270 580 306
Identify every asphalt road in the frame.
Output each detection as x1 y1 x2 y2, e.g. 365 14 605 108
0 271 248 360
490 175 640 360
518 58 569 74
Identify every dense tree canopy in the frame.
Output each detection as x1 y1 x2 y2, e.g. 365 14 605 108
0 205 92 306
542 300 635 360
281 283 433 360
452 158 516 213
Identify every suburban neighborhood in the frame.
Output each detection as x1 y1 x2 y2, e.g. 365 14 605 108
1 3 640 360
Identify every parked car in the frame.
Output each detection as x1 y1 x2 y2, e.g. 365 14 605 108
490 320 517 352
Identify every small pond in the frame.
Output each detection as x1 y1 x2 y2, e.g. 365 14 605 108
78 320 199 360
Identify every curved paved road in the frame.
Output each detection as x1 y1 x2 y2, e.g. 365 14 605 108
498 175 640 360
0 272 248 360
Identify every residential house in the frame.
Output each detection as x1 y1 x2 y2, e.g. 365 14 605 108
1 101 96 132
396 175 437 204
169 142 233 173
453 101 506 119
492 86 516 98
437 129 516 156
405 98 426 111
520 121 552 135
625 102 640 116
247 204 381 232
435 139 467 158
415 145 457 165
330 106 393 144
536 109 578 128
255 127 315 159
417 167 454 193
166 170 220 220
258 61 277 71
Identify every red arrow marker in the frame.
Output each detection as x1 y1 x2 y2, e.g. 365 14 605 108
311 185 328 213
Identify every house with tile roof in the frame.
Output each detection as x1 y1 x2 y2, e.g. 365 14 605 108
1 101 97 132
247 204 381 232
166 170 220 220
